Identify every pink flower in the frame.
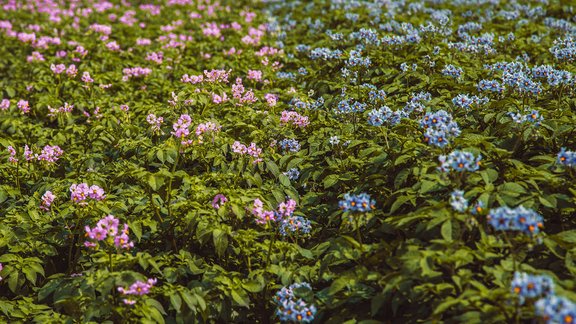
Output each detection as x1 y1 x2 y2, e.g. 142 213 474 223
120 104 129 112
212 194 228 209
70 183 90 203
171 114 192 138
0 99 10 110
50 64 66 74
247 70 263 81
17 100 30 114
146 114 164 134
82 72 94 83
66 65 78 78
265 94 278 107
85 226 108 241
37 145 63 163
7 146 18 163
88 185 106 200
40 191 55 211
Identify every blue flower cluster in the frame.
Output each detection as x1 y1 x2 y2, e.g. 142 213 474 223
280 216 312 236
420 110 461 148
367 106 404 127
450 190 468 212
442 64 463 79
487 205 543 236
339 193 376 212
536 295 576 324
511 272 554 305
346 49 371 68
549 37 576 61
274 283 317 323
502 70 542 96
335 99 367 114
452 94 489 109
309 47 343 60
349 28 380 45
557 148 576 167
478 79 505 93
438 150 482 172
532 65 573 87
284 168 300 181
279 139 301 153
508 109 543 126
403 91 431 115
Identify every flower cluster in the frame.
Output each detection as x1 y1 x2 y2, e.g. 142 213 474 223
367 106 404 126
420 110 460 148
122 67 152 81
487 205 543 236
452 94 489 109
118 278 157 305
70 183 105 204
280 216 311 236
146 113 164 134
47 102 73 117
339 193 375 213
251 199 278 224
438 150 482 172
171 114 192 139
84 215 134 250
280 111 309 128
195 121 221 136
232 141 262 163
449 190 468 212
274 282 317 323
36 145 64 163
212 194 227 209
442 64 463 79
511 272 554 305
478 79 505 93
508 109 543 126
536 295 576 324
284 168 300 181
279 138 301 153
40 191 55 211
558 148 576 167
335 99 366 114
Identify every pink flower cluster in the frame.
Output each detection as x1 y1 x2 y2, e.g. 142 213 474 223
51 63 78 77
241 26 265 45
122 67 152 81
265 94 278 107
70 183 105 204
251 199 297 225
118 278 157 305
255 46 283 57
7 146 17 163
231 78 257 104
0 99 9 110
252 199 277 224
146 113 164 134
232 141 262 163
182 69 231 84
247 70 263 82
48 102 73 117
37 145 64 162
40 191 55 211
195 121 221 136
89 24 112 35
145 51 163 64
171 114 192 139
84 215 134 250
212 194 228 209
17 100 30 114
280 111 310 128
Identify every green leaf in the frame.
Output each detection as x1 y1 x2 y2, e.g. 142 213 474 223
8 272 18 293
231 289 250 307
441 221 452 242
279 174 291 187
170 293 182 313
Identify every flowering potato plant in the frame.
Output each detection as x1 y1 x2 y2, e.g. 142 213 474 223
1 0 576 323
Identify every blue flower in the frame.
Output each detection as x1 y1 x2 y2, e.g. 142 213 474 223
511 272 554 305
450 190 468 212
487 206 543 235
339 193 376 212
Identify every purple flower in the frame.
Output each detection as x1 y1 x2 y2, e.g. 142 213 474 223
70 183 90 203
85 226 108 241
212 194 228 209
88 185 106 200
40 191 55 211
